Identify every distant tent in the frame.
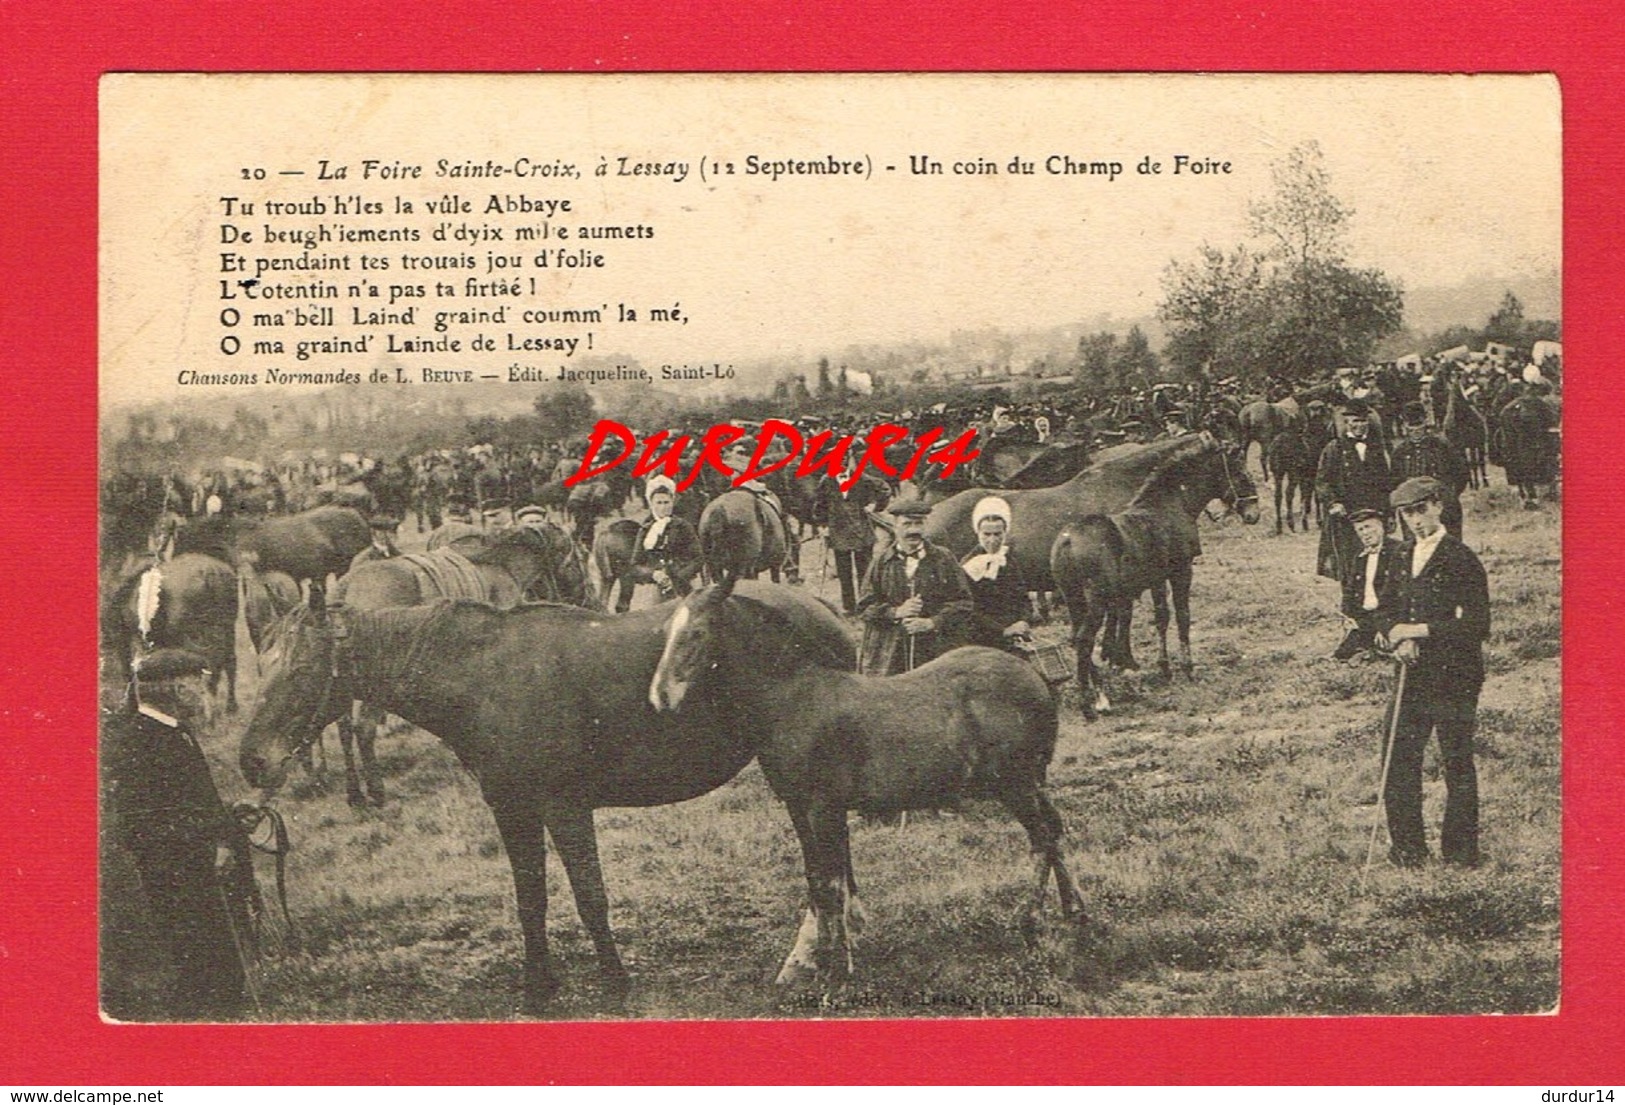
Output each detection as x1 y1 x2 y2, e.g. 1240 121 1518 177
1532 340 1563 366
1436 345 1471 363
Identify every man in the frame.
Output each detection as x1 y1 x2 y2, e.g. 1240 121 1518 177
1315 397 1395 582
349 514 401 572
628 476 702 605
101 648 253 1019
1499 368 1561 509
1389 401 1467 538
513 503 549 532
813 463 890 613
1333 507 1401 660
856 499 974 675
1375 476 1491 868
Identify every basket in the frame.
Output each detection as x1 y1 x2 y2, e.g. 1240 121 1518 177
1022 639 1074 685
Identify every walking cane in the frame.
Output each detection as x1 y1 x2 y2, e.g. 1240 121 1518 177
217 882 264 1015
1361 658 1409 888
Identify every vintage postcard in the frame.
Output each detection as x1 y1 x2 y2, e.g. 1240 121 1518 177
97 73 1560 1027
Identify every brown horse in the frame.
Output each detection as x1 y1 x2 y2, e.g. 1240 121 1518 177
241 566 300 655
649 579 1086 986
590 517 643 613
103 553 240 714
1051 436 1261 718
327 523 595 807
239 581 855 1011
698 488 795 585
232 505 371 587
1238 399 1301 484
923 435 1216 595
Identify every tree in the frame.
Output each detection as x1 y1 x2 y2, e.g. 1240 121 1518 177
1484 291 1526 346
1158 141 1403 384
1075 331 1118 394
1111 325 1160 389
532 382 596 442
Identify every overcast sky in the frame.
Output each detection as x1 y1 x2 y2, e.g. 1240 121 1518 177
102 73 1559 408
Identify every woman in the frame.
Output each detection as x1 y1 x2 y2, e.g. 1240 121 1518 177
960 496 1032 653
629 475 702 601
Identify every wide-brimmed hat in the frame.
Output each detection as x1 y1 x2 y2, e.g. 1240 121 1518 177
133 648 210 682
367 513 400 530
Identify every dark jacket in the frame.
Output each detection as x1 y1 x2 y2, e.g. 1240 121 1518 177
1316 436 1395 516
1340 537 1402 638
857 540 974 675
629 515 702 597
1391 432 1469 497
1376 533 1491 698
813 474 890 552
963 549 1032 651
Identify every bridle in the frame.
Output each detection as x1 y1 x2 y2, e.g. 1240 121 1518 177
1205 446 1259 522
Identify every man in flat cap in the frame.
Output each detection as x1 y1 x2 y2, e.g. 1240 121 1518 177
1334 507 1402 660
101 649 253 1019
349 513 402 572
1374 476 1491 868
1389 401 1467 539
1315 397 1395 582
857 498 974 675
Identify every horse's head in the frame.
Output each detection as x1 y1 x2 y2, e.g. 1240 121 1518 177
649 578 735 712
1215 441 1262 525
239 595 349 792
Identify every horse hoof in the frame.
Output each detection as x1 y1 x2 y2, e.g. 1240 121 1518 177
368 792 387 808
346 792 367 809
1157 660 1172 679
1180 663 1195 680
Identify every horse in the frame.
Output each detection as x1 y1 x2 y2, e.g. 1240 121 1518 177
1264 404 1330 534
328 522 595 806
241 566 300 655
229 505 371 590
591 517 643 613
923 435 1218 596
648 579 1086 986
238 580 856 1011
698 488 796 585
1237 399 1303 484
102 553 240 715
1051 435 1261 718
997 440 1095 490
1442 374 1491 490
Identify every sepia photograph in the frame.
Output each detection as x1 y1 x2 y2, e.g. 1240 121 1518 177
94 72 1563 1025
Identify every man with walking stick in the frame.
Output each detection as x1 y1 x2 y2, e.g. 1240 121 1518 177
1373 476 1492 869
856 499 973 676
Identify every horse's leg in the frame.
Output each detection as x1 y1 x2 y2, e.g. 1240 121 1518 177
1274 470 1286 535
358 703 386 807
776 801 823 986
546 806 631 997
1171 563 1195 678
808 799 854 986
1152 584 1173 679
486 793 561 1012
1000 786 1088 927
337 703 366 807
1073 604 1109 719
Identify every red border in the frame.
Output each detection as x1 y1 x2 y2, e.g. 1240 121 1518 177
2 0 1619 1085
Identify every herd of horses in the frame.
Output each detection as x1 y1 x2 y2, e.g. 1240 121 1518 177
105 431 1265 1009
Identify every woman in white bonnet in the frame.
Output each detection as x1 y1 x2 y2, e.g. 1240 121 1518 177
627 475 702 605
961 495 1032 652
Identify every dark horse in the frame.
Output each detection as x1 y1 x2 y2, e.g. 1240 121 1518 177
103 553 240 714
590 517 643 613
649 580 1086 985
924 435 1224 595
1264 402 1331 535
233 505 371 588
698 488 796 585
239 581 855 1010
1051 436 1261 718
329 522 595 806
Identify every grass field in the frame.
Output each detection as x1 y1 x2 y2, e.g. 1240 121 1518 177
104 480 1561 1020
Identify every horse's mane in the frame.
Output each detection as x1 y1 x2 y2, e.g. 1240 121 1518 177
1125 434 1216 507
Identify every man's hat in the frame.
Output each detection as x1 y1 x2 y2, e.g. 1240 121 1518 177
1336 397 1370 416
1391 476 1446 509
1402 401 1428 426
367 513 400 530
887 498 933 519
514 504 546 523
133 648 210 682
1348 507 1386 524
